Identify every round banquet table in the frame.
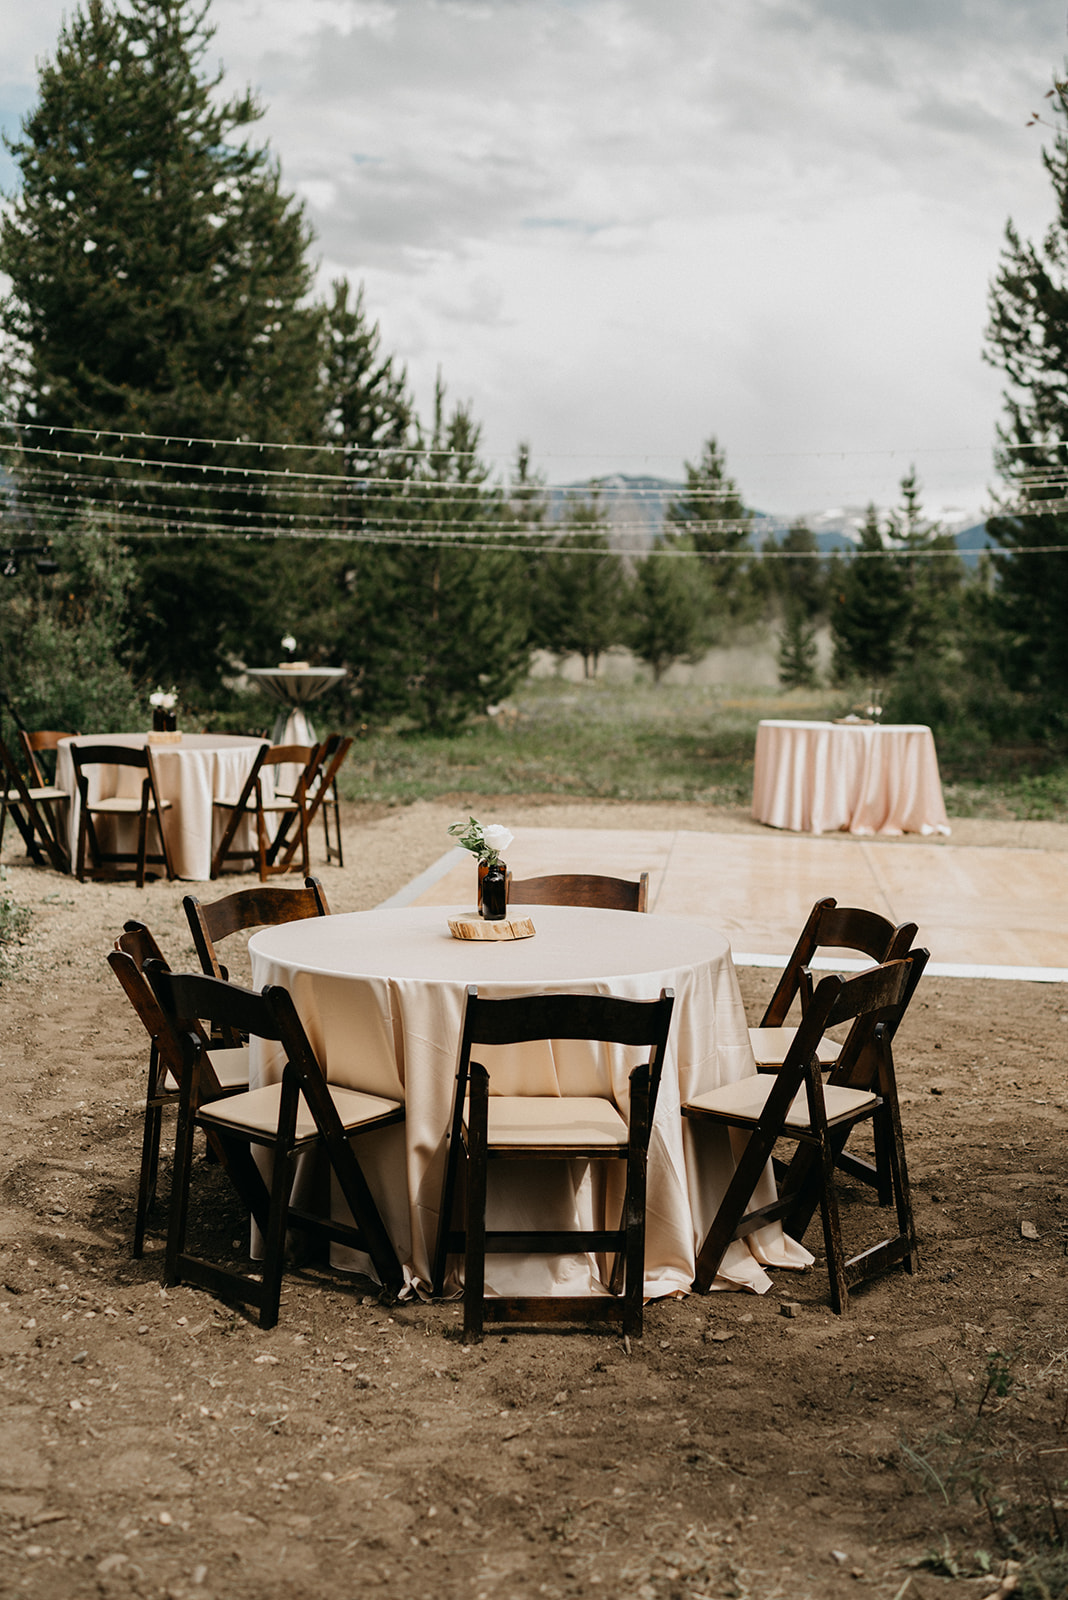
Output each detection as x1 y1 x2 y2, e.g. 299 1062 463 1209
752 719 951 836
248 903 813 1298
56 733 272 881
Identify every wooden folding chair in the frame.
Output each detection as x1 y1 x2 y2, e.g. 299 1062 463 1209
184 878 331 982
506 872 649 913
146 965 405 1328
71 742 174 885
109 922 248 1257
304 733 352 867
748 897 918 1203
0 732 71 872
210 742 320 880
683 949 928 1314
432 985 675 1343
19 729 77 787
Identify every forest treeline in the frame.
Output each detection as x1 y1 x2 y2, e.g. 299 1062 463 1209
1 0 1066 749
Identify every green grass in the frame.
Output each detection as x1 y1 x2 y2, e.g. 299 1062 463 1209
334 679 1068 820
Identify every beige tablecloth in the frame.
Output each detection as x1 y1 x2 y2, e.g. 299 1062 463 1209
752 719 951 836
248 904 813 1299
56 733 272 881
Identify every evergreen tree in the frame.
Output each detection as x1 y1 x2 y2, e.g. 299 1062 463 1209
985 75 1068 737
830 506 909 685
628 540 706 683
762 519 828 619
345 379 531 731
530 497 627 679
0 0 325 697
0 0 320 450
884 467 963 660
663 437 758 624
777 606 820 690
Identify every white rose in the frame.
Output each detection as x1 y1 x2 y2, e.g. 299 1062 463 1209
481 824 513 855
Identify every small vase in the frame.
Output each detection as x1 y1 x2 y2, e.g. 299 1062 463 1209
481 861 506 921
152 708 166 732
477 859 488 914
165 710 177 732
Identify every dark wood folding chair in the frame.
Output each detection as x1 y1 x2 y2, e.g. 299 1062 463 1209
506 872 649 913
70 742 174 885
109 922 248 1257
0 733 71 873
303 733 352 867
146 965 405 1328
683 949 928 1314
184 878 331 981
432 985 675 1344
19 729 77 788
210 742 321 880
748 897 918 1203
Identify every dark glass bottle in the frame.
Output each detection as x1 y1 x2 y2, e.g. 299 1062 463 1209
481 861 506 921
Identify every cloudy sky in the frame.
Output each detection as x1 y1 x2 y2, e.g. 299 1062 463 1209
2 0 1066 521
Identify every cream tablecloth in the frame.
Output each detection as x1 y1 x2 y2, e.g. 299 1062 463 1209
752 719 951 836
248 904 813 1299
56 733 272 881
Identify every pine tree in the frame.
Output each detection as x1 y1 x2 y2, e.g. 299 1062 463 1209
0 0 320 450
0 0 325 697
530 498 627 679
628 540 706 684
345 379 531 730
830 506 909 686
663 437 758 624
985 75 1068 737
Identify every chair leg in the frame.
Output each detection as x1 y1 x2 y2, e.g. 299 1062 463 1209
815 1128 850 1315
258 1143 298 1331
463 1066 489 1344
165 1075 200 1289
134 1099 165 1259
621 1064 651 1337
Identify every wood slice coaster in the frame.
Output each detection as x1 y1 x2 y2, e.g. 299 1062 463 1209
448 916 536 942
147 730 183 745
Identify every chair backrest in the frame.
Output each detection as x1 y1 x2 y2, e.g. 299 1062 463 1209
70 742 153 774
306 733 352 802
784 949 928 1094
145 965 335 1127
108 925 225 1099
506 872 649 913
184 877 331 981
453 985 675 1124
19 729 76 786
760 897 918 1027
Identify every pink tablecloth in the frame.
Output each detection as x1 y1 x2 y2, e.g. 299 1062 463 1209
752 720 950 836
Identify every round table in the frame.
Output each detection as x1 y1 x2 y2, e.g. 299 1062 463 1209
56 733 271 881
245 667 347 746
248 904 812 1296
752 719 951 836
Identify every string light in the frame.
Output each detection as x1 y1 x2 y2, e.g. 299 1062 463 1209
2 419 1067 557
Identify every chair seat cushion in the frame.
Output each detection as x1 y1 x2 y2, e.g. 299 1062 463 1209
749 1025 841 1068
4 785 67 802
200 1080 402 1140
467 1095 628 1149
205 1045 250 1089
87 796 172 813
163 1046 249 1095
685 1074 877 1130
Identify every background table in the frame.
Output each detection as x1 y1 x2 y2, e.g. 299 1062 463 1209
752 719 951 836
245 666 347 746
56 733 272 881
248 903 812 1298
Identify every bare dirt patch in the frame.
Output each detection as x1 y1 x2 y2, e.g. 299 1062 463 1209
1 800 1066 1600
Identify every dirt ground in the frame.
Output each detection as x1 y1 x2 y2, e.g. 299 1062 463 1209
1 798 1066 1600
